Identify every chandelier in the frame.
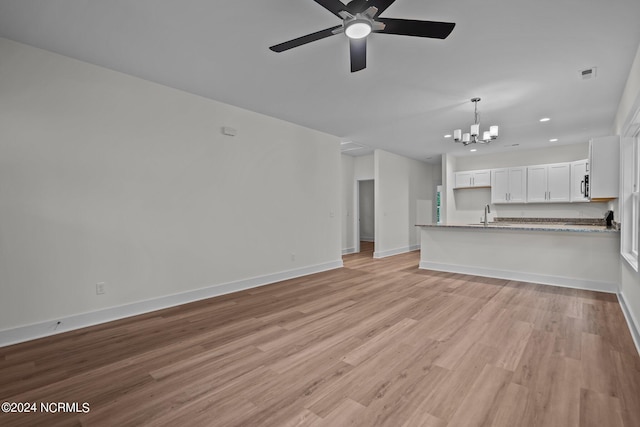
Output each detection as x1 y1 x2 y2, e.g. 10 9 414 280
453 97 499 146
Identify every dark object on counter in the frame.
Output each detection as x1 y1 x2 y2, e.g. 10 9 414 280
604 210 614 229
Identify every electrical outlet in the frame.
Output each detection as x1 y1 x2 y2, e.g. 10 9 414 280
96 282 106 295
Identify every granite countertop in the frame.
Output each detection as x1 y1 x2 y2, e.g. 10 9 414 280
416 218 620 233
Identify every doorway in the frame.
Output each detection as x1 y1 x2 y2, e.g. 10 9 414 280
357 179 375 255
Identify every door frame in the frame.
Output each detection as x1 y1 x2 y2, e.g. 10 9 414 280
355 179 374 254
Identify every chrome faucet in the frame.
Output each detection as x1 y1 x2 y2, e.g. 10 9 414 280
483 204 491 226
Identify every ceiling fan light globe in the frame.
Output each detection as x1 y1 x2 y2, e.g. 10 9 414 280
345 20 372 39
490 125 499 139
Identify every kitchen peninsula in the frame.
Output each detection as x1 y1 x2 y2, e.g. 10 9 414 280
417 219 620 293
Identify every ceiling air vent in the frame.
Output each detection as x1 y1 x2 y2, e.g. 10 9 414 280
581 67 597 80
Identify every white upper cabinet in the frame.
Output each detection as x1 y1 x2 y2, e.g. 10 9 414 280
547 163 571 202
491 167 526 203
508 167 527 203
454 169 491 189
454 151 612 204
527 165 548 202
473 169 491 187
589 136 620 200
570 159 589 202
454 171 473 189
526 163 571 203
491 169 509 203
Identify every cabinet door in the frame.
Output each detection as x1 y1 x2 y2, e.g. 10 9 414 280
473 170 491 187
547 163 571 202
590 136 620 199
570 160 589 202
491 169 509 203
508 167 527 203
527 165 548 202
454 172 473 189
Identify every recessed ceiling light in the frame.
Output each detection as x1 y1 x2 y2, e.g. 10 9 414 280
540 118 551 122
549 138 558 142
470 148 477 152
444 134 452 138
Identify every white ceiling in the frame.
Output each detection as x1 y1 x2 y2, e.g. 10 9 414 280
1 0 639 162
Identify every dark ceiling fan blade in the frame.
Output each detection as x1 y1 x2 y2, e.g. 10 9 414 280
350 38 367 72
313 0 348 18
346 0 370 14
269 25 342 52
367 0 397 16
376 18 455 39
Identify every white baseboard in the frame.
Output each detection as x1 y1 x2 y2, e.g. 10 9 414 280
419 261 618 294
618 291 640 356
342 247 357 255
374 245 420 259
0 259 344 348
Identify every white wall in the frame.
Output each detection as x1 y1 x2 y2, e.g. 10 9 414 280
341 155 355 252
374 149 433 258
455 143 589 171
442 154 456 224
354 154 374 180
614 41 640 135
444 143 610 224
0 38 342 339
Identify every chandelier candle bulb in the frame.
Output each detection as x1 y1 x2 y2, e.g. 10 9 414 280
490 125 499 139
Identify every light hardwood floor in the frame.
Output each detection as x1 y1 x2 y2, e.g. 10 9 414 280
1 244 639 426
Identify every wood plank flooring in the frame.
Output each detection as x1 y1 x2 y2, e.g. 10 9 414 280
1 242 639 426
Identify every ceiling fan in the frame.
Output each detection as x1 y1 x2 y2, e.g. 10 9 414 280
269 0 456 72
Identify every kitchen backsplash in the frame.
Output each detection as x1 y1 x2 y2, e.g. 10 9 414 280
494 216 620 230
